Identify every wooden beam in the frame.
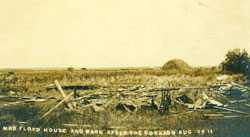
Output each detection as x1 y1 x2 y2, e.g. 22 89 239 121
54 80 73 109
214 106 248 114
203 114 224 117
41 92 74 119
45 85 99 91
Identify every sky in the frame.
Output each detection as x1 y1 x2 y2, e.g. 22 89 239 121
0 0 250 68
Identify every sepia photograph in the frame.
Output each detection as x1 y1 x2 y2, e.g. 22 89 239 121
0 0 250 136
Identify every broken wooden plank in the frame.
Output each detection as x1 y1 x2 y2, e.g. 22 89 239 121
172 111 195 116
153 88 180 92
202 92 223 106
203 114 224 117
2 101 25 107
214 106 248 114
44 84 55 88
216 111 232 114
223 115 250 118
45 85 100 91
246 104 250 107
41 92 74 119
123 104 132 112
223 116 239 118
54 80 73 109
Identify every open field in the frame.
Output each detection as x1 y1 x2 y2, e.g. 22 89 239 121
0 68 249 137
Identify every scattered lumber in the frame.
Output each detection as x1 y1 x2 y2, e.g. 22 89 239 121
44 84 55 88
3 101 25 107
216 111 232 114
172 111 194 116
202 92 223 106
223 115 250 118
213 106 248 114
245 104 250 107
203 114 224 117
54 80 73 110
41 92 74 119
45 85 99 91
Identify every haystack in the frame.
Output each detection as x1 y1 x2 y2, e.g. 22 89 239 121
162 59 191 71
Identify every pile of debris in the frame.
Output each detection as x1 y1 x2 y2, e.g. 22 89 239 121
209 82 250 99
38 80 250 119
75 89 161 112
176 91 224 109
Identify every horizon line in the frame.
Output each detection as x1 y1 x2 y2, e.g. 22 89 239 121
0 65 217 70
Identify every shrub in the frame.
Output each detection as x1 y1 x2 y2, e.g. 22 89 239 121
67 67 75 73
220 48 250 77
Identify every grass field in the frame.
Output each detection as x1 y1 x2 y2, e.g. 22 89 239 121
0 68 249 137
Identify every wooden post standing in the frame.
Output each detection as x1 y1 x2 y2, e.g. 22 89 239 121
74 88 77 99
159 90 172 113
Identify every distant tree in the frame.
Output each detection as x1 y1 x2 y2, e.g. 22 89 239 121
220 48 250 76
81 68 87 70
67 67 75 73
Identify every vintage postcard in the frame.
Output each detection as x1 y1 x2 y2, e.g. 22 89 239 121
0 0 249 137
